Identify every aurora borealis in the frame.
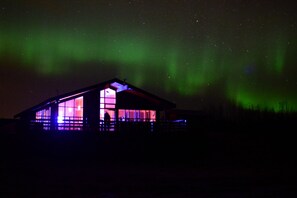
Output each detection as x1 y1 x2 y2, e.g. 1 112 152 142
1 0 297 118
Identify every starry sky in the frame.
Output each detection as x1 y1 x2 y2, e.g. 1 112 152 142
0 0 297 118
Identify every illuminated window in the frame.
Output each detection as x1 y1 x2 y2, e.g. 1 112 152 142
57 96 83 130
100 88 116 120
118 109 156 122
36 107 51 130
100 88 116 131
100 88 116 109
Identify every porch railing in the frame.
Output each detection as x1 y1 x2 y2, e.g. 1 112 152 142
28 119 187 132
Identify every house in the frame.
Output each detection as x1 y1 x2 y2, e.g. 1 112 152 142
14 78 176 131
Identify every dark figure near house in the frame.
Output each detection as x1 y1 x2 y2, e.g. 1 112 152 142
104 112 111 131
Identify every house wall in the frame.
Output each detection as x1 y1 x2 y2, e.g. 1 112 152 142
83 90 99 130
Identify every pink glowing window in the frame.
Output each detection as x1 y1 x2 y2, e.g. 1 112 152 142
105 88 116 98
101 88 116 98
105 98 116 104
35 107 51 130
57 96 84 130
99 88 117 128
118 109 156 122
105 104 115 109
65 99 74 107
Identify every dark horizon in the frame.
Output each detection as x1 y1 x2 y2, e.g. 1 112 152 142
1 115 297 197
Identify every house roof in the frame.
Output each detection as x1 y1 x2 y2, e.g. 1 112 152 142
14 78 176 118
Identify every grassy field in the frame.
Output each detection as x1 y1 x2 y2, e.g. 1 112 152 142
1 125 297 197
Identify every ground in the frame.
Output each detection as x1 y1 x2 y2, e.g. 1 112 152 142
1 127 297 197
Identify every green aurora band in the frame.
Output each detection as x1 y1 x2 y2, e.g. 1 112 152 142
1 23 296 112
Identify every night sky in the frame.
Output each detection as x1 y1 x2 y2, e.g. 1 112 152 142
0 0 297 118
